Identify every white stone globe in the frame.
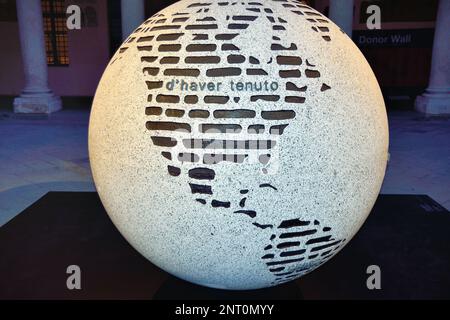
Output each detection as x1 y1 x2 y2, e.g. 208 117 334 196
89 0 388 290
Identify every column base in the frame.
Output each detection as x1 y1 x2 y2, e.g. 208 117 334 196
415 92 450 115
13 94 62 114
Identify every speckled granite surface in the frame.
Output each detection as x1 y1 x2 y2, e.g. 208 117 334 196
89 0 388 289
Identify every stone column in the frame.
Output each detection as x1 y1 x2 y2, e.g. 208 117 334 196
329 0 354 37
14 0 61 114
415 0 450 115
121 0 145 40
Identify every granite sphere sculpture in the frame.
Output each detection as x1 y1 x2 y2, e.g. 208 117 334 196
89 0 389 290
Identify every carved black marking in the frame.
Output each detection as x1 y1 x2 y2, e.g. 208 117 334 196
206 67 242 77
189 168 216 180
151 136 177 147
253 222 273 229
185 56 221 63
189 109 209 118
151 25 181 31
277 56 302 65
285 96 306 103
161 152 172 160
186 24 218 30
286 82 307 91
156 33 184 41
227 55 245 63
186 44 217 52
137 46 152 52
211 200 231 208
249 56 260 64
247 69 268 75
164 68 200 77
173 17 189 23
216 33 239 40
204 96 230 104
279 230 317 238
168 165 181 177
160 57 180 64
146 121 191 132
259 183 278 190
158 44 181 52
232 15 257 21
197 17 216 22
192 33 208 40
311 240 342 252
188 3 212 8
305 69 320 78
145 107 162 115
185 96 199 104
277 241 300 249
271 43 297 50
189 183 213 195
279 70 301 78
234 210 256 218
261 110 296 120
143 67 159 76
228 23 250 29
306 235 333 245
165 109 184 117
266 258 304 266
199 123 242 133
248 125 264 134
251 95 279 102
137 36 154 43
221 43 240 51
141 56 157 63
280 249 306 257
214 109 256 118
279 219 310 228
146 81 163 90
156 95 180 103
270 124 289 135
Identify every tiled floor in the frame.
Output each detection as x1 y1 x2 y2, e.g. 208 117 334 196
0 110 95 226
380 111 450 210
0 109 449 227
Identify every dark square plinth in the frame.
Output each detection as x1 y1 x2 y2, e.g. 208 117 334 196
0 192 449 300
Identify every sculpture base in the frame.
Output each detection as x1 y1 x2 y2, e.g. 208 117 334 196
14 94 62 114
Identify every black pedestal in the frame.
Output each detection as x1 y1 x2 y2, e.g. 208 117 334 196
153 277 303 300
0 192 449 299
